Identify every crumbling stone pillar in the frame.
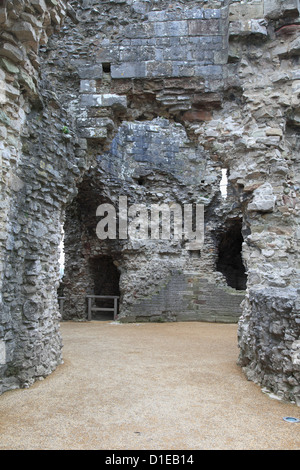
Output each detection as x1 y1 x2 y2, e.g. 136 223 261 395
0 0 299 406
0 0 83 393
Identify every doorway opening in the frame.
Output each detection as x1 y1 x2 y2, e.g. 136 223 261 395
216 218 247 291
89 255 120 320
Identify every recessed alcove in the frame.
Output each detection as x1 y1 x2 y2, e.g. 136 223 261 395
89 255 120 320
102 62 111 74
216 219 247 291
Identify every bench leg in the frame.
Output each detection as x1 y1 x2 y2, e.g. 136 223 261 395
88 297 92 321
113 298 118 321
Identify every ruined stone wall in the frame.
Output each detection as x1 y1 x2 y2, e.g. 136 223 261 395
0 0 299 405
62 117 245 323
51 0 300 404
0 0 86 392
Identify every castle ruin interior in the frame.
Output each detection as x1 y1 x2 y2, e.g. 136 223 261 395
0 0 299 406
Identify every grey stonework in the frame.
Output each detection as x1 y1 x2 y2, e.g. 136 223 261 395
0 0 299 406
62 119 245 324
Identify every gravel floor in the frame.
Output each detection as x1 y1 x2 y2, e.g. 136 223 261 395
0 321 299 450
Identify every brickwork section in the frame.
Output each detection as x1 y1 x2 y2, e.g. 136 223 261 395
121 273 244 323
96 7 229 81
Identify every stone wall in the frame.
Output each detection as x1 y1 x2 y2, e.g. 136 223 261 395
62 118 245 323
0 0 85 393
51 0 300 404
124 275 245 323
0 0 299 405
95 5 228 81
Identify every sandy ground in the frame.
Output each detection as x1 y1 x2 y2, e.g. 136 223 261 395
0 321 299 450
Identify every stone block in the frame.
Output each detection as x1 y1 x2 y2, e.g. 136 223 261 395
281 0 300 16
147 11 166 22
50 9 62 26
0 43 24 64
272 43 289 57
120 45 155 62
214 50 229 65
229 19 268 38
81 93 127 110
183 8 205 20
264 0 300 19
78 65 103 80
195 64 223 79
77 117 114 130
5 83 20 100
265 127 283 136
101 94 127 109
290 37 300 56
0 7 7 24
31 0 47 14
230 3 264 20
146 61 173 78
172 62 196 78
123 23 154 39
0 109 10 126
80 94 98 107
204 9 221 19
111 62 146 79
193 35 223 51
78 127 107 139
12 21 37 43
21 12 43 30
0 58 19 74
80 79 97 93
154 20 188 37
248 182 277 212
264 0 282 19
150 8 205 21
162 45 191 61
182 110 212 122
66 3 79 24
22 299 40 322
188 19 220 36
18 70 37 95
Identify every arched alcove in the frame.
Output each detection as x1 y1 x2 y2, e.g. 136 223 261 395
216 218 247 291
89 255 120 320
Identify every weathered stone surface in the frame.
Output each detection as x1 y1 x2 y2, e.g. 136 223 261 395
238 288 300 405
12 21 37 43
0 43 24 64
0 0 71 394
80 93 127 109
0 7 7 24
78 65 103 80
229 19 268 38
188 19 220 35
31 0 47 14
0 0 299 408
248 183 277 213
264 0 300 19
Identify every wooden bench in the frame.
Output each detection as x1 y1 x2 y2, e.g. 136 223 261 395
86 295 119 321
